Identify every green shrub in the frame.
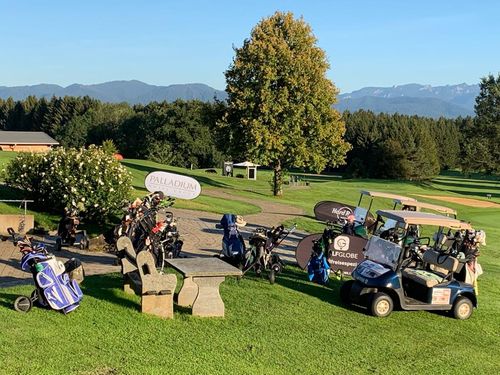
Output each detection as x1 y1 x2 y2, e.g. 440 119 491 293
3 146 132 221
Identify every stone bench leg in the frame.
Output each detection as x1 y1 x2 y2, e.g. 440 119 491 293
192 276 225 317
177 276 198 307
123 279 135 295
141 293 174 319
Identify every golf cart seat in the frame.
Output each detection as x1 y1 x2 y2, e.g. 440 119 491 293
435 233 456 252
402 250 459 288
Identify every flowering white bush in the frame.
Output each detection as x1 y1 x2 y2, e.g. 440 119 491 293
4 146 132 221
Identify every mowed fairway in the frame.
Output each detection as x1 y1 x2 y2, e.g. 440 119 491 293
0 155 499 374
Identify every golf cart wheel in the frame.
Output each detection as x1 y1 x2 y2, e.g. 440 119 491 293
451 297 473 320
340 280 355 305
369 292 393 318
268 269 276 284
14 296 32 313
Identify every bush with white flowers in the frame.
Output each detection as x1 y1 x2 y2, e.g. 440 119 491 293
4 146 132 221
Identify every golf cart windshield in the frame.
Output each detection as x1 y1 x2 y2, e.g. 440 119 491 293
353 207 368 224
376 218 398 234
364 236 402 270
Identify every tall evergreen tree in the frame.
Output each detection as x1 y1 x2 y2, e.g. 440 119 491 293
457 74 500 174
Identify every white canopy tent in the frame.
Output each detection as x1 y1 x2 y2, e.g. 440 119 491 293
233 161 260 180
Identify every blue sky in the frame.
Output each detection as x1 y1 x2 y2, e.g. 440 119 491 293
0 0 498 93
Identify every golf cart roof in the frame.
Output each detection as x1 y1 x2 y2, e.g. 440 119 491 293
393 199 457 216
376 210 472 230
360 190 417 201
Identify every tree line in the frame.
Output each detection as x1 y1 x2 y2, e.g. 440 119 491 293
0 91 497 179
0 96 225 169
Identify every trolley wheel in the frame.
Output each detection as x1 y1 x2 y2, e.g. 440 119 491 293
271 263 282 274
268 269 276 284
14 296 32 313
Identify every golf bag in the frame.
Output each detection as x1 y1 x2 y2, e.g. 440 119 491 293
451 229 485 294
57 208 89 249
307 240 330 285
219 214 246 265
10 230 84 314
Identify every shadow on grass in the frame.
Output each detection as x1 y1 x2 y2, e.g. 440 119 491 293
267 266 368 315
0 183 33 200
439 170 500 182
80 273 138 310
0 291 22 309
434 177 500 185
417 181 500 199
122 161 230 189
431 179 500 191
444 189 500 199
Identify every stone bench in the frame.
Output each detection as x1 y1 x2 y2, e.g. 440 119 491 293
117 237 177 319
165 257 242 317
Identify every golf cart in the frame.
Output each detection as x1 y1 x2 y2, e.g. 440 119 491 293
296 191 417 276
341 210 480 319
356 190 417 229
393 198 457 218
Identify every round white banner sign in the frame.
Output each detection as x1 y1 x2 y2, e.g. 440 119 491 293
144 171 201 200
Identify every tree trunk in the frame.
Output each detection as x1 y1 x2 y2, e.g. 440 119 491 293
273 161 283 197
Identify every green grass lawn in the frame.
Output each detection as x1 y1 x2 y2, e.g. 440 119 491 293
0 267 498 374
1 152 499 374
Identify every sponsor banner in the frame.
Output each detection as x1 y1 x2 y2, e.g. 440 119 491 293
295 233 322 270
313 201 355 222
327 235 367 275
144 171 201 200
295 233 367 275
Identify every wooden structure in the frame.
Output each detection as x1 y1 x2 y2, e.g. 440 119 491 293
165 257 242 317
233 161 259 180
0 131 59 152
117 237 177 319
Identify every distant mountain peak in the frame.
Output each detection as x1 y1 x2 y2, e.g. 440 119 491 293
337 83 479 118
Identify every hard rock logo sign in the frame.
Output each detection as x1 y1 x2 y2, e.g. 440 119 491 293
313 201 356 222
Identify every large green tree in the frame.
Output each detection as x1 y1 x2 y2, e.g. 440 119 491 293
224 11 350 196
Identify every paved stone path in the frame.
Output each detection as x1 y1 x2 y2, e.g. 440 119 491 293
1 190 308 287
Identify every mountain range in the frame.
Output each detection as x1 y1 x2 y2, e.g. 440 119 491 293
0 80 228 104
336 83 478 118
0 80 479 118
